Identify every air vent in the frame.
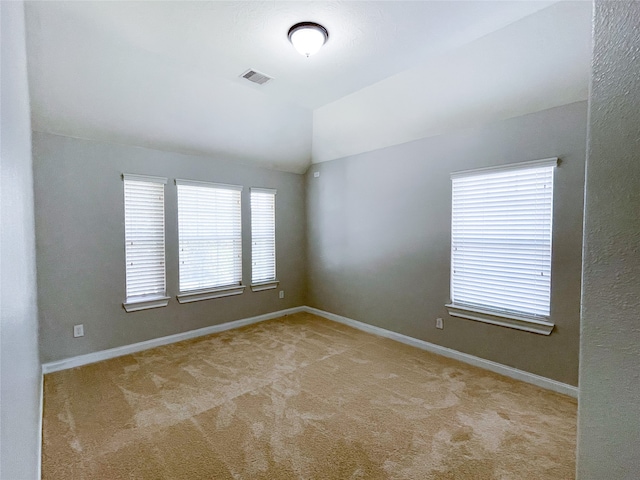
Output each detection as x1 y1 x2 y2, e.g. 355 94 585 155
240 69 273 85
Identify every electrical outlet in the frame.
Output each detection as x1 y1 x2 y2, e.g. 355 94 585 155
435 318 444 330
73 324 84 338
313 171 320 178
279 290 285 299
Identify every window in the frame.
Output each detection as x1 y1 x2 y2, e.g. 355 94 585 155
122 174 169 312
446 158 557 335
176 180 244 303
251 188 278 291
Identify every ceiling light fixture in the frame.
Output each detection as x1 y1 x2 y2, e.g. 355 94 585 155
288 22 329 57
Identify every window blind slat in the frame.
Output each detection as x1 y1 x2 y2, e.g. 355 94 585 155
124 178 166 300
451 164 554 318
251 189 276 283
177 183 242 292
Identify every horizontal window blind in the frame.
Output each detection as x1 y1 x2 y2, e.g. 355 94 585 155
450 161 555 317
251 188 276 283
123 175 167 301
176 180 242 292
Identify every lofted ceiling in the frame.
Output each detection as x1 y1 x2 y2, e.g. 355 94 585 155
24 1 592 174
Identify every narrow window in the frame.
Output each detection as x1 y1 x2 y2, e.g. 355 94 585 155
122 174 169 312
447 159 557 334
176 180 244 303
251 188 278 291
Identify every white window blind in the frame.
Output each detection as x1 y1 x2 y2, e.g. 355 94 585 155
123 174 167 302
251 188 276 284
176 180 243 293
450 159 556 318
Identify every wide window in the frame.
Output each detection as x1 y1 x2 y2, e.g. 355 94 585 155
122 174 169 312
251 188 278 291
446 158 557 335
176 180 244 303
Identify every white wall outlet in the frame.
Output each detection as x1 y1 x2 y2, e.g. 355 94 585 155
435 318 444 330
313 171 320 178
279 290 285 299
73 324 84 337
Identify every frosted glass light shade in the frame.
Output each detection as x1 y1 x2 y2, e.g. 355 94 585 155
288 22 328 57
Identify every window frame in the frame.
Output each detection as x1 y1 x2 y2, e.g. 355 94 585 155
175 179 245 303
122 173 170 313
250 187 279 292
445 158 557 335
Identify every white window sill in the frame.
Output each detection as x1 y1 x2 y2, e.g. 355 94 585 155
123 296 170 313
445 303 554 335
250 280 279 292
177 285 246 304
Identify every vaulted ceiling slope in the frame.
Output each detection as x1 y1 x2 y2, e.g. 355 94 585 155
24 1 591 174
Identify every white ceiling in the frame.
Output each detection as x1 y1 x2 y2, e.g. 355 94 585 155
24 1 592 174
313 1 592 163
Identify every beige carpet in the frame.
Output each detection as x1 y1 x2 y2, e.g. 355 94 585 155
42 312 577 479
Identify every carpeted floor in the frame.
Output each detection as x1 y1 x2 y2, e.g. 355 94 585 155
42 312 577 479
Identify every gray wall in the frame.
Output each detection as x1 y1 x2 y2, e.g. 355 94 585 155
577 2 640 478
33 132 306 363
0 1 42 478
307 101 587 386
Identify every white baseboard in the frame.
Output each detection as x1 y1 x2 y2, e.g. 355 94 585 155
37 372 43 479
303 306 578 398
40 305 578 399
41 307 305 374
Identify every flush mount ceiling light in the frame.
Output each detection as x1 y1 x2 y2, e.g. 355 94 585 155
288 22 329 57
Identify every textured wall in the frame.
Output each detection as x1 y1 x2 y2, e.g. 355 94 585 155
33 133 306 363
577 2 640 478
307 102 587 385
0 1 42 478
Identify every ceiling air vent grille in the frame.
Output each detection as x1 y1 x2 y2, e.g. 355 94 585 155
240 69 273 85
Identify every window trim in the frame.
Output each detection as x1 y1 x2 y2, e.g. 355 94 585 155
447 158 558 335
175 178 243 192
175 179 244 301
445 303 554 335
449 157 558 179
123 295 170 313
250 280 280 292
122 173 168 185
122 173 169 312
176 285 246 304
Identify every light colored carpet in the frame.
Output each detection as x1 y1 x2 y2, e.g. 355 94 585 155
42 312 577 479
